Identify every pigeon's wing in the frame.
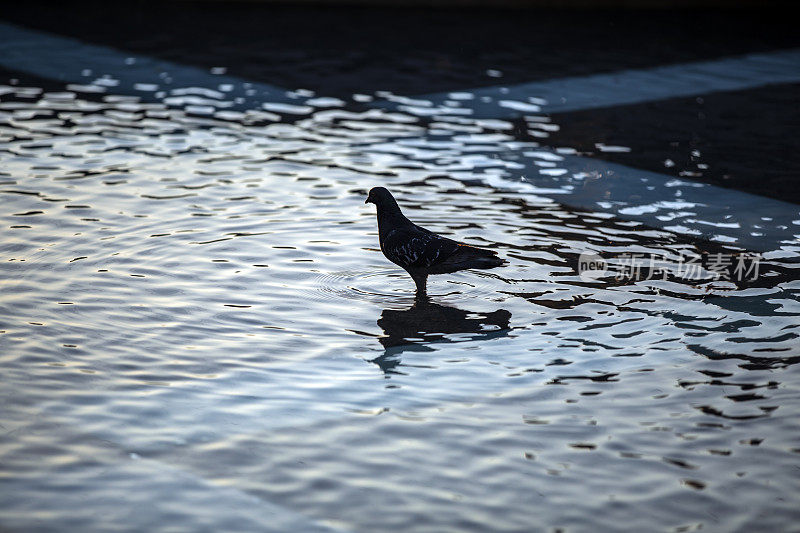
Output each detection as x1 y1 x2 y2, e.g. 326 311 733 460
426 243 505 274
381 227 460 270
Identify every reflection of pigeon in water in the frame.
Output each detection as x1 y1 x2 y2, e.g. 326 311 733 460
372 296 512 374
365 187 506 294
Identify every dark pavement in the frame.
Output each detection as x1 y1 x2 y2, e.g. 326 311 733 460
3 1 799 202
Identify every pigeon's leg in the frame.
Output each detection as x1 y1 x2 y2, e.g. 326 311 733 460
410 272 427 295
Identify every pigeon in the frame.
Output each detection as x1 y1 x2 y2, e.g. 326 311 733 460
365 186 506 294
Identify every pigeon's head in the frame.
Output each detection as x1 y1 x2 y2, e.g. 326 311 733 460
365 187 403 218
365 187 395 206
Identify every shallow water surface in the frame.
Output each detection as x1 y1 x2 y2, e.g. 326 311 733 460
1 83 799 532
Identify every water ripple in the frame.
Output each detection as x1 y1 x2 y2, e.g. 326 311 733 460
1 79 799 533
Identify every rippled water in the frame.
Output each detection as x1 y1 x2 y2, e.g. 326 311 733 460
1 83 799 532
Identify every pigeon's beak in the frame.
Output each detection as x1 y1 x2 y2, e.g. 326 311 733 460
365 196 372 204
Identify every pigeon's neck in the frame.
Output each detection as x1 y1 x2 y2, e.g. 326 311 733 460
376 200 410 235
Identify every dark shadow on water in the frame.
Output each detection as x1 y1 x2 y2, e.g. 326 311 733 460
370 296 512 375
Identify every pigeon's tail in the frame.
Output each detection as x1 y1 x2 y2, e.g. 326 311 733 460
430 244 506 274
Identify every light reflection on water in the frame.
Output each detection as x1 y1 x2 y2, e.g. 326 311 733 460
1 84 799 532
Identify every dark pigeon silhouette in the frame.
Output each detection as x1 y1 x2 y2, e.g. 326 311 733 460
365 187 506 294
